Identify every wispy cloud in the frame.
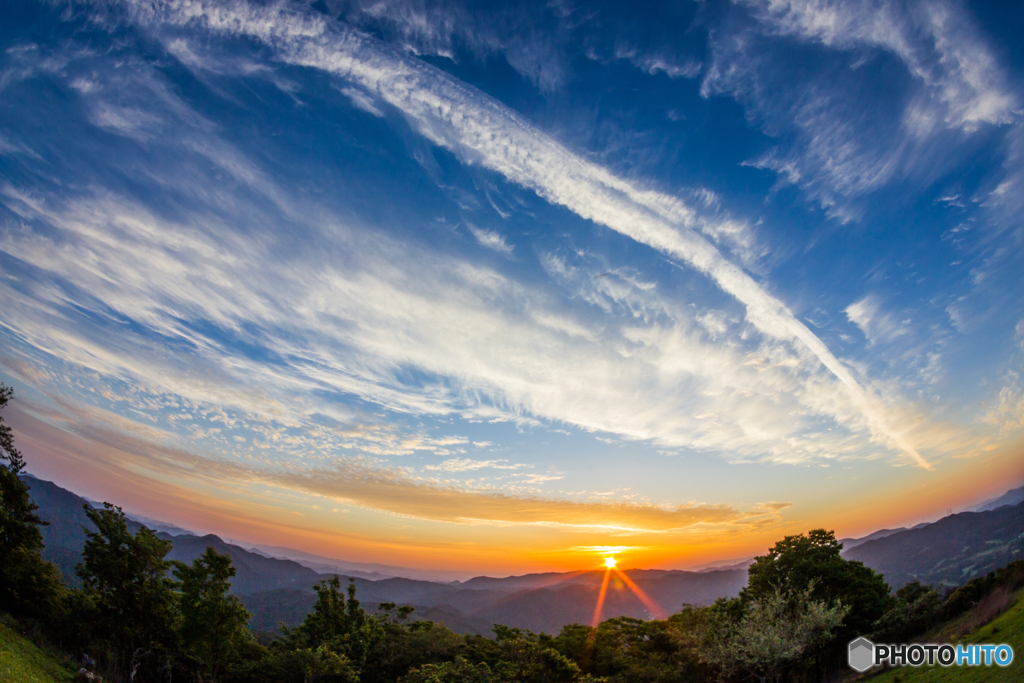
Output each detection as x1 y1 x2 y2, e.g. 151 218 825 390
615 46 701 79
425 457 529 472
1 0 944 470
466 223 513 254
10 399 777 532
114 0 937 466
705 0 1019 217
845 294 909 345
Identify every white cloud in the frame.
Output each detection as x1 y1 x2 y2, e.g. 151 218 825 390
466 223 513 254
425 458 529 472
705 0 1019 217
737 0 1016 131
845 294 908 345
615 46 701 79
338 86 384 117
4 0 945 469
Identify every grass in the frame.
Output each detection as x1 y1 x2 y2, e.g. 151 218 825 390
0 618 74 683
863 588 1024 683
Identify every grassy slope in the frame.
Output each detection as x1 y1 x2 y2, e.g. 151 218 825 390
864 589 1023 683
0 619 73 683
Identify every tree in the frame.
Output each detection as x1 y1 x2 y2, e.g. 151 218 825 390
175 546 252 682
743 529 892 638
77 503 179 680
871 580 943 642
490 625 588 683
702 583 848 683
400 657 494 683
291 576 381 674
0 384 63 620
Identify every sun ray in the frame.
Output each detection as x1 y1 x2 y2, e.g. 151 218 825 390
613 568 668 620
590 567 612 628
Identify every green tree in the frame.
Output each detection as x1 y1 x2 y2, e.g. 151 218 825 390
175 546 252 682
0 384 64 621
702 583 848 683
742 529 892 638
291 576 381 674
400 657 493 683
76 503 179 680
363 610 462 683
490 625 588 683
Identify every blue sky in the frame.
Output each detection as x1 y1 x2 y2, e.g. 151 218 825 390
1 0 1022 574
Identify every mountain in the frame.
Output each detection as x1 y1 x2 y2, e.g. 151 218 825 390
968 485 1024 513
21 475 322 594
845 501 1024 590
248 544 466 583
23 475 1024 638
840 527 909 550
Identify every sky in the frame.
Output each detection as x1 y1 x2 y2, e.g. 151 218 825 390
1 0 1023 578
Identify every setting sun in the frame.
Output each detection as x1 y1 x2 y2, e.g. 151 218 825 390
604 556 617 569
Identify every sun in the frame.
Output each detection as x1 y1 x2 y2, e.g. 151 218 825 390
603 556 617 569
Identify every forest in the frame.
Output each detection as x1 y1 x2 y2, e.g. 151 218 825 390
2 384 1022 683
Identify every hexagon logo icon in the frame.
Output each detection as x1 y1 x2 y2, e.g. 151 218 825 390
848 637 875 672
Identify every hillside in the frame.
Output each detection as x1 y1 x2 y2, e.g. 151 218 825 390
862 588 1024 683
846 502 1024 589
0 618 73 683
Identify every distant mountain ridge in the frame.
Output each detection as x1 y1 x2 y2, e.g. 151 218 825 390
845 501 1024 589
22 476 1024 636
968 485 1024 513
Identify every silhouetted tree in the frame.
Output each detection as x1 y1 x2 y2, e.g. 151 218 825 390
175 546 252 682
76 503 178 680
0 384 64 621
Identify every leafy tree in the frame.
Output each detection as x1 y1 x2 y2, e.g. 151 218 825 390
871 580 943 642
293 645 361 683
400 656 494 683
490 625 588 683
0 384 64 620
551 616 701 683
363 612 462 683
702 583 848 683
175 546 253 682
76 503 179 680
743 529 892 638
290 576 381 674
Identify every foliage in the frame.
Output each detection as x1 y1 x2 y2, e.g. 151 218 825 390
175 546 253 682
486 625 588 683
870 580 944 642
0 385 64 622
399 656 493 683
743 529 892 638
75 503 179 680
701 583 848 683
364 616 462 683
940 559 1024 620
550 616 705 683
288 576 380 671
